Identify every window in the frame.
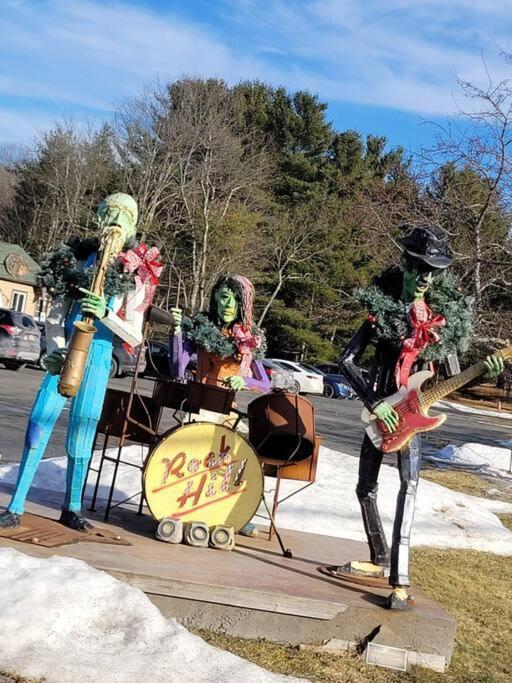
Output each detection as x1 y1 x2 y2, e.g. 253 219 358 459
10 291 27 312
22 316 36 328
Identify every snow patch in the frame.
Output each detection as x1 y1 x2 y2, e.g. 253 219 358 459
1 444 512 555
0 547 300 683
437 399 512 420
430 442 512 480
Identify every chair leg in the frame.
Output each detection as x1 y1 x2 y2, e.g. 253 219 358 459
261 494 292 558
88 434 109 512
268 467 282 541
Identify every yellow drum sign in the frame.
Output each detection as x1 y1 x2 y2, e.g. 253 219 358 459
143 422 263 532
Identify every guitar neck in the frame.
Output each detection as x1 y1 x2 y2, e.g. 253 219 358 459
423 361 486 406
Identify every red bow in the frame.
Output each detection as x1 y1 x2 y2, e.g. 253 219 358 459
231 324 261 377
395 300 445 388
118 244 163 311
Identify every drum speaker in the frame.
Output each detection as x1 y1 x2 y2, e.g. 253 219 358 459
155 517 183 544
209 525 235 551
183 521 210 547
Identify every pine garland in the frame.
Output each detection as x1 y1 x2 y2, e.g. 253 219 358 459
37 237 137 300
182 313 266 360
354 272 472 361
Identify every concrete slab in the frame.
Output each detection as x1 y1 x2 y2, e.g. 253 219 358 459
0 486 455 672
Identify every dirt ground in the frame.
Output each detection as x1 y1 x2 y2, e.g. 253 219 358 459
453 383 512 413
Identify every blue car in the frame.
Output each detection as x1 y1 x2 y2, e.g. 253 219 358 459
301 363 355 399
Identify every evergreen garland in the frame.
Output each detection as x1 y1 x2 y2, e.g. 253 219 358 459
37 237 137 300
354 272 472 361
182 313 266 360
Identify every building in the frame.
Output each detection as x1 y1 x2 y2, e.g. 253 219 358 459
0 242 41 317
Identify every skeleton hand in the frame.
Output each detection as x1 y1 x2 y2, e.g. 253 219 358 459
45 348 67 375
483 355 504 381
78 288 106 319
373 401 400 433
171 307 182 333
224 375 245 391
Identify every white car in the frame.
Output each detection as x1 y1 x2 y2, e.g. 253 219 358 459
267 358 324 395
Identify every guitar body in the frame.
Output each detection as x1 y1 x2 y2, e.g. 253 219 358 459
361 371 447 453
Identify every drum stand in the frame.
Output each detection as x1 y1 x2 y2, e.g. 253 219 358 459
86 306 172 521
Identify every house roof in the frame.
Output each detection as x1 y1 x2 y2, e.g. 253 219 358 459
0 242 40 286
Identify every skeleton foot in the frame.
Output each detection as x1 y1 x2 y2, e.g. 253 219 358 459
59 510 94 532
0 511 22 528
386 586 415 610
337 560 390 578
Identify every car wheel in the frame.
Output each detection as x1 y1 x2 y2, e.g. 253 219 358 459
38 352 48 371
184 369 194 382
3 361 24 371
323 384 335 399
109 356 119 378
289 380 300 395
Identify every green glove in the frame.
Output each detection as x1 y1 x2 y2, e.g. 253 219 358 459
78 288 106 319
45 348 67 376
224 375 246 391
171 307 183 333
483 355 504 380
373 401 400 433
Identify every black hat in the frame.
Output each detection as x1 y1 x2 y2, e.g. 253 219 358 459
400 226 453 269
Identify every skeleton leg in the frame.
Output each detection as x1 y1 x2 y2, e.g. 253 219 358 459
356 434 390 567
63 340 112 512
389 434 421 587
8 373 67 515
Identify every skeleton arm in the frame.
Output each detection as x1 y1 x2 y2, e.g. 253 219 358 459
339 319 382 412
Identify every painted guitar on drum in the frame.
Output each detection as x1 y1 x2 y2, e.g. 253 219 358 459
361 347 512 453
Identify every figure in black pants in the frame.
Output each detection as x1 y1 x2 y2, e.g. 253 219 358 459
335 226 499 609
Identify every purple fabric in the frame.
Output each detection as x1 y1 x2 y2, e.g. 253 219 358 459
169 331 270 393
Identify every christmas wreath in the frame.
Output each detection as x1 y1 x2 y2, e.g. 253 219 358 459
182 313 266 361
37 236 138 300
354 271 472 362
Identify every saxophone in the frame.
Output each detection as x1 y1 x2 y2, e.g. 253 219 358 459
58 226 125 398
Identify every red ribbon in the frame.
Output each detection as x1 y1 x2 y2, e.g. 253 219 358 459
118 243 163 311
231 323 261 377
395 300 445 388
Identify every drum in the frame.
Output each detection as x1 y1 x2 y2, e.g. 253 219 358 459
143 422 263 531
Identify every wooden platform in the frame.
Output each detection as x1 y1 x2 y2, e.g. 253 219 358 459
0 486 455 672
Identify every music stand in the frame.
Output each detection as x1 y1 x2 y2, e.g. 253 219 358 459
86 305 173 520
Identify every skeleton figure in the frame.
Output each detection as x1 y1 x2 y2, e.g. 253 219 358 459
0 193 161 531
337 226 503 609
169 275 270 393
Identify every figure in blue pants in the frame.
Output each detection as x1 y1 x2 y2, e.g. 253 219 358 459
0 193 149 531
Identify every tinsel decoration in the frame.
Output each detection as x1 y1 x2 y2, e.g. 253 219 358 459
182 313 266 361
354 272 471 362
37 237 138 300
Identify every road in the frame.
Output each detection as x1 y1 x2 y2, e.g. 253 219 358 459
0 366 510 465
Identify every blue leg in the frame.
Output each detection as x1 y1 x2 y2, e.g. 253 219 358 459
8 373 67 515
63 340 112 513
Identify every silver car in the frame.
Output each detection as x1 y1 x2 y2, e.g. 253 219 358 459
0 308 41 370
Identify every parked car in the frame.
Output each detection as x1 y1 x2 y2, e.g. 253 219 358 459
0 308 40 370
266 358 324 395
37 322 145 378
301 362 354 399
142 340 196 380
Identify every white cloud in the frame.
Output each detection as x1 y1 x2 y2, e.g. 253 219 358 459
1 0 511 141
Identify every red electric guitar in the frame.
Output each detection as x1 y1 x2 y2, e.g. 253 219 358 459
361 347 512 453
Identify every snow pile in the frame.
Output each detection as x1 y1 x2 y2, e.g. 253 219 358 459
0 547 300 683
429 442 512 479
258 446 512 555
1 445 512 555
437 399 512 420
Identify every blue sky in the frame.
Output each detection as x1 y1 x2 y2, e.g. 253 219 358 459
1 0 511 152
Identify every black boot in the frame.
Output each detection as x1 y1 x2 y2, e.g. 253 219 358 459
59 510 93 532
0 511 22 528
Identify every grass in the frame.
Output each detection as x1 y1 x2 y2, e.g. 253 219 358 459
196 547 512 682
195 468 512 682
420 469 512 503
